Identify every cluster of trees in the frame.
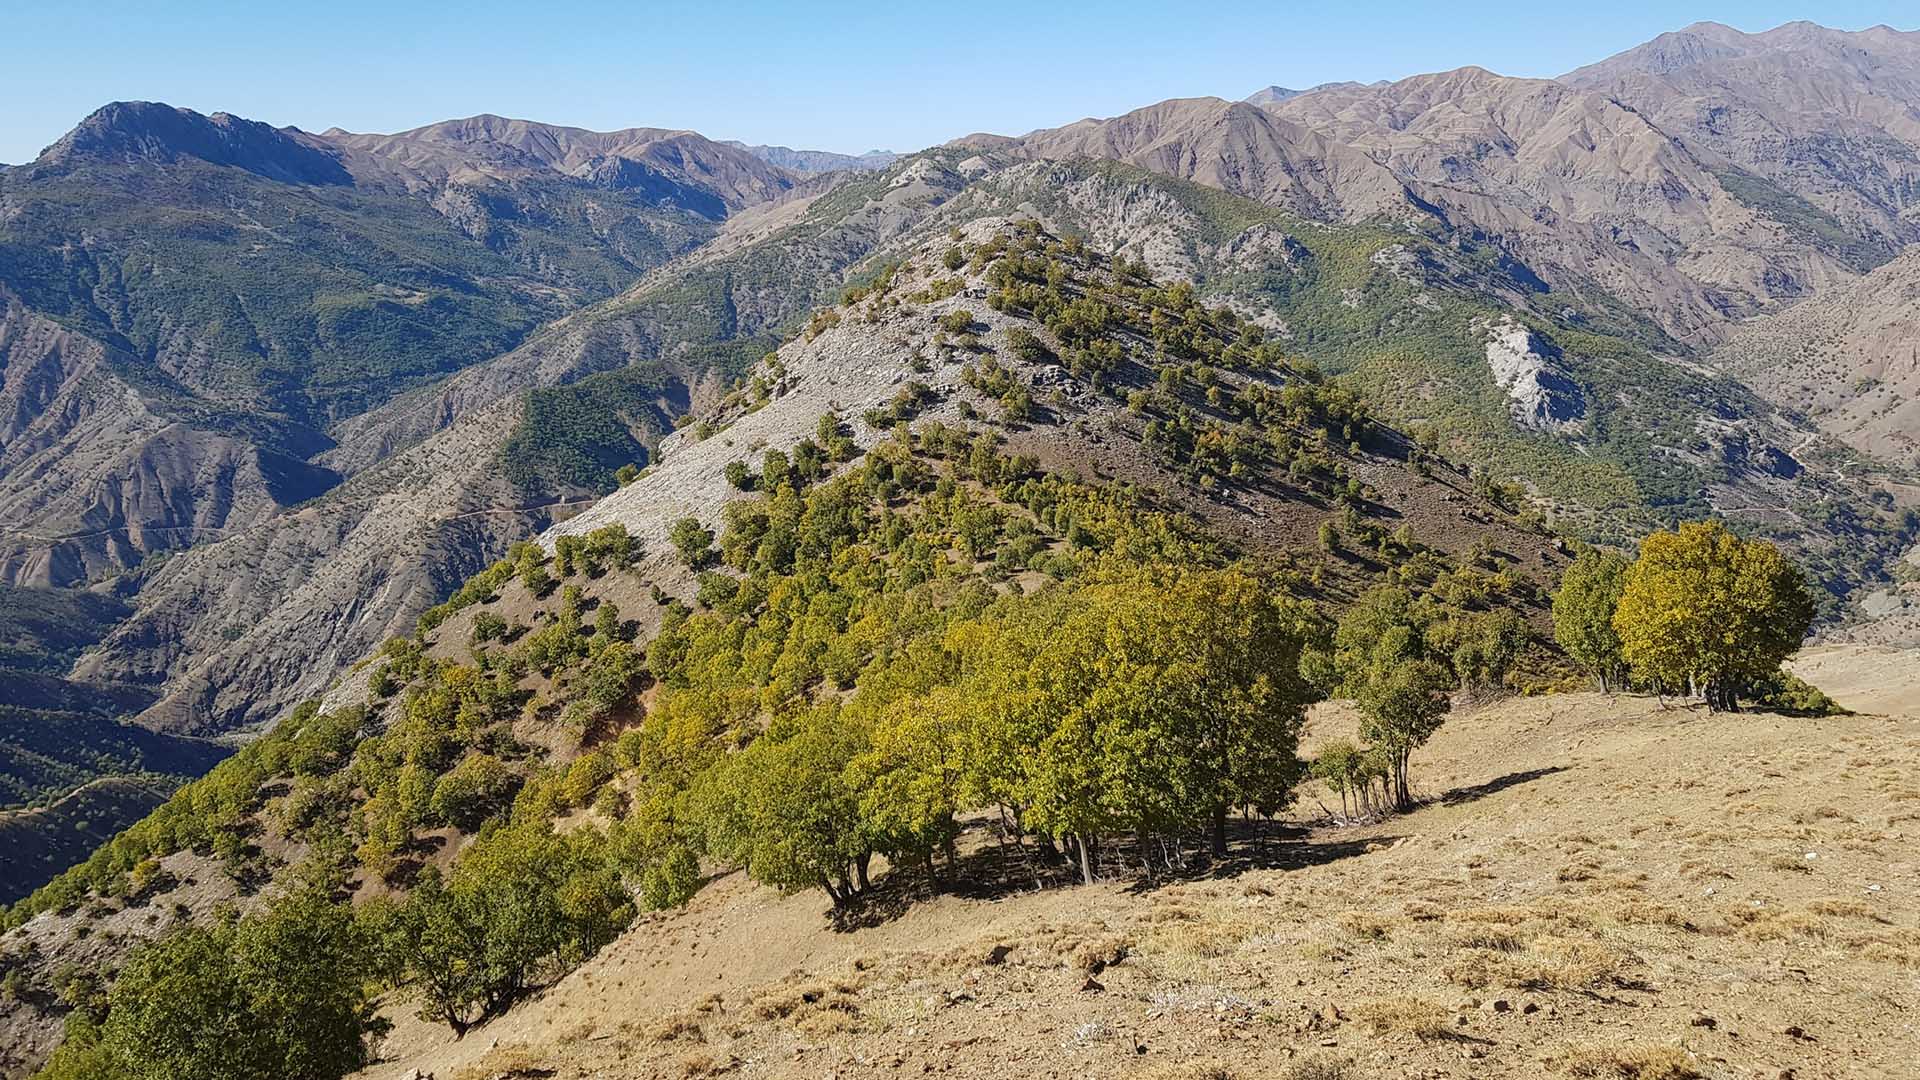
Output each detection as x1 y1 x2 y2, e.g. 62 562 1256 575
689 564 1317 899
32 884 377 1080
30 816 633 1079
361 823 629 1036
1553 521 1817 710
945 224 1388 499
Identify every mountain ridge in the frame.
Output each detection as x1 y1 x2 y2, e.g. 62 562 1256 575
2 16 1919 939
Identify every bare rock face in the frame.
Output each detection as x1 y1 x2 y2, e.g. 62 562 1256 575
1481 319 1586 432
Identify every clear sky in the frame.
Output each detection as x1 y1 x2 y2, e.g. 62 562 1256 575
2 1 1914 165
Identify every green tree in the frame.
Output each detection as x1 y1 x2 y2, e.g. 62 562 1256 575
394 824 630 1035
1613 521 1816 711
1332 586 1451 809
431 754 517 830
669 517 715 569
516 546 553 598
696 707 873 906
79 888 373 1080
1552 549 1630 692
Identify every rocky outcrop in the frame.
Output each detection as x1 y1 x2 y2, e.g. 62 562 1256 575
1481 319 1587 432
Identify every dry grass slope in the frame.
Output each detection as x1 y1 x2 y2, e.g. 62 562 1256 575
351 646 1920 1080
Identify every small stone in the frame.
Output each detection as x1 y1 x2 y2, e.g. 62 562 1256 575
1080 976 1104 993
1522 1001 1539 1015
983 944 1013 966
1319 1037 1339 1047
1484 998 1511 1013
1689 1014 1717 1030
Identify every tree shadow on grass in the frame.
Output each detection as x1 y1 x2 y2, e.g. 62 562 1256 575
1439 765 1568 807
829 817 1391 930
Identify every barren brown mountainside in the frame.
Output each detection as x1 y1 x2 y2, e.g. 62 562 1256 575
957 97 1418 222
1564 21 1920 244
977 50 1914 347
323 114 799 211
1713 248 1920 467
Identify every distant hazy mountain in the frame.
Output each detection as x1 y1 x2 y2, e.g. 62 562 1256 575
330 114 799 212
721 140 898 173
1561 21 1920 261
1243 85 1302 105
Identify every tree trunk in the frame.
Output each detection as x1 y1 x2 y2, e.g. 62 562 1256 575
1077 833 1095 886
1211 805 1229 858
854 853 872 893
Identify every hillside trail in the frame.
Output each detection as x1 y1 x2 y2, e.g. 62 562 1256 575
357 663 1920 1080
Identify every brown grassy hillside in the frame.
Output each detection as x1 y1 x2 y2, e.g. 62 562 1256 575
350 645 1920 1080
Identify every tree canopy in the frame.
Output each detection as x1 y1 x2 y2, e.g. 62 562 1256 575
1552 548 1630 692
1613 522 1815 710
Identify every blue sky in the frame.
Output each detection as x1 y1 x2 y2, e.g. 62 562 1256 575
2 1 1913 165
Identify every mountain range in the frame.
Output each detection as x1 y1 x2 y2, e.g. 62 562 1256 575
2 18 1918 912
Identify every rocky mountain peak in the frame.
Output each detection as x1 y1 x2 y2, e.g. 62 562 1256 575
35 101 351 185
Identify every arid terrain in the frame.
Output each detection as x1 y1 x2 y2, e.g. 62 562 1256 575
348 645 1919 1080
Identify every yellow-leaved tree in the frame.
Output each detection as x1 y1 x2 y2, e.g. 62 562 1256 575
1612 521 1815 711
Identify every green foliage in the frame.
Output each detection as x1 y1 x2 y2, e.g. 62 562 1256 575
670 517 716 569
516 544 555 598
500 363 678 494
1552 549 1631 692
1614 521 1817 710
430 755 518 831
1 155 715 433
1332 587 1454 808
35 886 376 1080
380 822 630 1035
1746 670 1847 717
